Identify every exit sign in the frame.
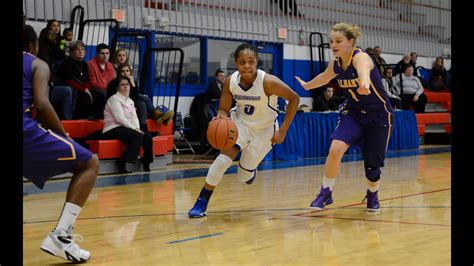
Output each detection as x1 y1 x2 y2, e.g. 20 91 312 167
277 27 287 39
111 9 126 22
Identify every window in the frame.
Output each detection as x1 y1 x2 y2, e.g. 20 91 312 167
155 35 201 85
207 39 244 79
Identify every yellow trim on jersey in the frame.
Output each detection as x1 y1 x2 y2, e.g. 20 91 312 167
385 122 392 151
347 47 357 67
48 129 77 161
370 81 387 105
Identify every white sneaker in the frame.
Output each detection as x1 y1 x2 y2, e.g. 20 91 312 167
40 229 91 263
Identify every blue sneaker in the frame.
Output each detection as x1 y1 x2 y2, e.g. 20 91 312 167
309 186 333 210
188 197 208 218
364 190 380 212
245 170 257 185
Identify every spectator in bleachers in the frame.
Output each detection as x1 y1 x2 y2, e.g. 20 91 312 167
381 68 402 109
373 46 387 75
365 47 374 56
393 65 427 113
46 19 65 59
108 63 149 131
410 52 418 75
46 19 61 40
205 68 226 102
102 76 154 173
37 28 73 120
112 48 128 69
45 19 68 68
58 40 96 119
107 63 174 129
37 28 59 68
395 54 411 75
87 43 115 119
58 28 73 58
429 56 451 92
110 48 173 124
313 86 338 111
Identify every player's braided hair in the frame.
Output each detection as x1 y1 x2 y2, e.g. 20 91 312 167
234 43 258 61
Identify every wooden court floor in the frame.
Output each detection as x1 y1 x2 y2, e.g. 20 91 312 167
23 150 451 265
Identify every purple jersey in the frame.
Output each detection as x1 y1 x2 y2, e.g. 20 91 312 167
330 48 394 168
23 52 35 111
23 52 93 189
333 48 392 112
23 52 37 131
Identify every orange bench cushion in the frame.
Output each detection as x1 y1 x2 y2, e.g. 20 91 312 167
415 113 451 125
61 120 88 138
86 136 171 159
424 92 451 103
63 119 173 138
417 124 425 136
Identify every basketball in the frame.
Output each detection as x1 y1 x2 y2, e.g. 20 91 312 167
206 118 238 150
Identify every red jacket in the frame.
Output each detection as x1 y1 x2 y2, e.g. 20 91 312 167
87 57 115 91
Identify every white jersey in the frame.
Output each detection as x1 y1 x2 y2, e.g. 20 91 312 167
229 69 279 130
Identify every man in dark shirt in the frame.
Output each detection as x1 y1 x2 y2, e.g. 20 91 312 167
313 86 338 111
205 69 226 102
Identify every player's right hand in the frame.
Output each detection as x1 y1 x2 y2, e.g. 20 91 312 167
210 115 227 123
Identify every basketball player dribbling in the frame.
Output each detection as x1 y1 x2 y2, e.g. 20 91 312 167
295 23 394 212
23 25 99 262
188 43 300 218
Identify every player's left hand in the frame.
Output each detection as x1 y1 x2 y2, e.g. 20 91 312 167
357 84 371 95
271 130 287 144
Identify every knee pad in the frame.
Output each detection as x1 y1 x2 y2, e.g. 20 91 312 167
205 154 233 186
365 164 381 182
236 164 256 183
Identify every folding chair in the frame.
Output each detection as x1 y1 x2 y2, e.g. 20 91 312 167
173 112 195 154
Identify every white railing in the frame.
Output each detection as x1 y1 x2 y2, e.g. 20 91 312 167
23 0 451 57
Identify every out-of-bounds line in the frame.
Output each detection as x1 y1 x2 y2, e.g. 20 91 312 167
166 232 224 244
23 208 310 224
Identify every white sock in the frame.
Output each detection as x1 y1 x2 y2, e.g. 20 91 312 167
367 180 380 192
322 175 336 190
54 202 82 233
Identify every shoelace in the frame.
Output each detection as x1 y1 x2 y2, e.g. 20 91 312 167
67 234 86 254
70 234 84 243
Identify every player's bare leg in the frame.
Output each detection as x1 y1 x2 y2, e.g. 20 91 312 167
40 157 99 263
310 140 349 209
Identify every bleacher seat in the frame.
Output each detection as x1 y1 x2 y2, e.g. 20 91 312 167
415 113 451 137
417 124 426 136
424 92 451 112
424 92 451 104
86 136 171 159
61 120 89 138
415 113 450 125
61 119 175 159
